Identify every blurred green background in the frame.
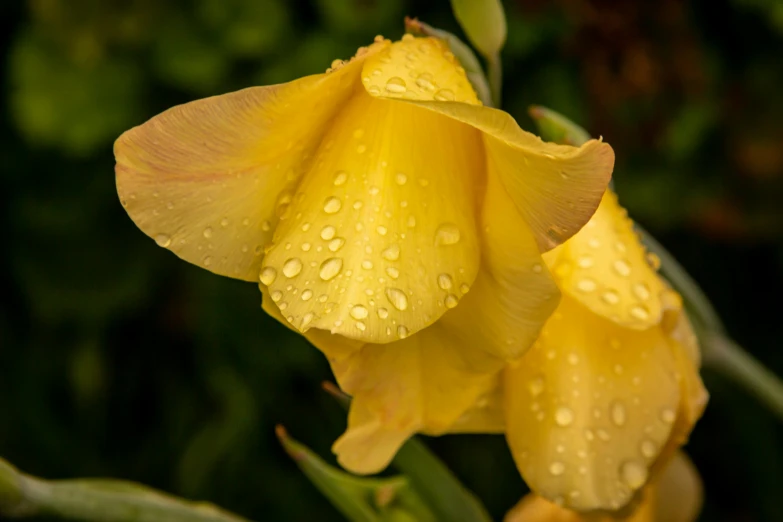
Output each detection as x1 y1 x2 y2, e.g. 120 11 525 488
1 0 782 520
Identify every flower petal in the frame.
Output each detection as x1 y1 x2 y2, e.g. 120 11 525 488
361 36 614 253
652 452 703 522
330 322 503 474
114 53 367 281
503 452 702 522
437 168 560 361
448 375 506 433
503 296 681 511
360 35 481 105
260 88 483 343
544 191 671 329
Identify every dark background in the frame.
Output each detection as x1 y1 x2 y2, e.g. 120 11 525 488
1 0 782 520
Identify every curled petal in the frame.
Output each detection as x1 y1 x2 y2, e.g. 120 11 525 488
503 297 682 511
115 57 367 281
260 89 483 343
544 191 672 329
438 168 560 361
330 323 503 474
363 37 614 253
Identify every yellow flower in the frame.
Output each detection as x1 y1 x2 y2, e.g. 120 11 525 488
450 191 708 511
115 35 614 473
504 451 703 522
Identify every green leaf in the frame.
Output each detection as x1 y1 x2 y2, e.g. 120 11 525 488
528 105 590 146
276 427 436 522
450 0 507 58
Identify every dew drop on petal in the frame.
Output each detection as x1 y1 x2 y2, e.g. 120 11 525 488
382 244 401 261
301 289 313 301
328 237 346 252
321 225 336 240
377 307 389 319
528 376 545 397
385 77 407 93
395 173 408 185
437 273 453 290
610 401 627 427
333 171 348 186
271 290 282 302
323 196 342 214
282 258 303 278
640 439 657 459
203 227 213 239
434 88 455 101
434 223 460 245
554 407 574 427
614 259 631 277
444 294 459 309
633 283 651 301
259 267 277 285
385 288 408 311
620 460 648 489
549 461 565 476
660 408 676 424
155 234 171 247
350 305 369 320
397 325 409 339
319 258 343 281
630 305 649 320
577 278 597 292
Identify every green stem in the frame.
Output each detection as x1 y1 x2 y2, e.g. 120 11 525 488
0 458 249 522
702 333 783 420
486 52 502 108
636 226 726 334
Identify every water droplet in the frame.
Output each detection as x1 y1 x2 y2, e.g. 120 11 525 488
633 283 651 301
577 278 597 292
155 234 172 247
415 73 436 91
567 353 580 365
377 307 389 319
203 256 213 266
437 273 453 290
350 305 369 320
555 407 574 427
367 85 381 95
395 172 408 185
640 439 657 459
385 288 408 310
397 325 409 339
356 144 367 154
602 289 620 304
203 227 213 239
611 401 627 426
382 244 400 261
320 226 336 240
278 302 288 311
333 171 348 186
259 267 277 285
406 215 417 228
271 290 282 302
613 259 631 277
352 201 363 210
434 88 455 101
630 305 649 320
328 237 346 252
577 255 593 268
528 376 545 397
300 289 313 301
646 252 661 270
361 260 374 270
549 461 565 476
319 258 343 280
660 408 676 424
386 267 400 279
584 429 595 441
220 218 229 228
434 223 460 245
619 460 648 489
323 196 342 214
385 77 407 93
301 242 311 252
355 321 366 331
597 429 611 441
532 263 543 274
444 294 459 309
282 258 303 278
376 225 388 236
460 283 470 294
